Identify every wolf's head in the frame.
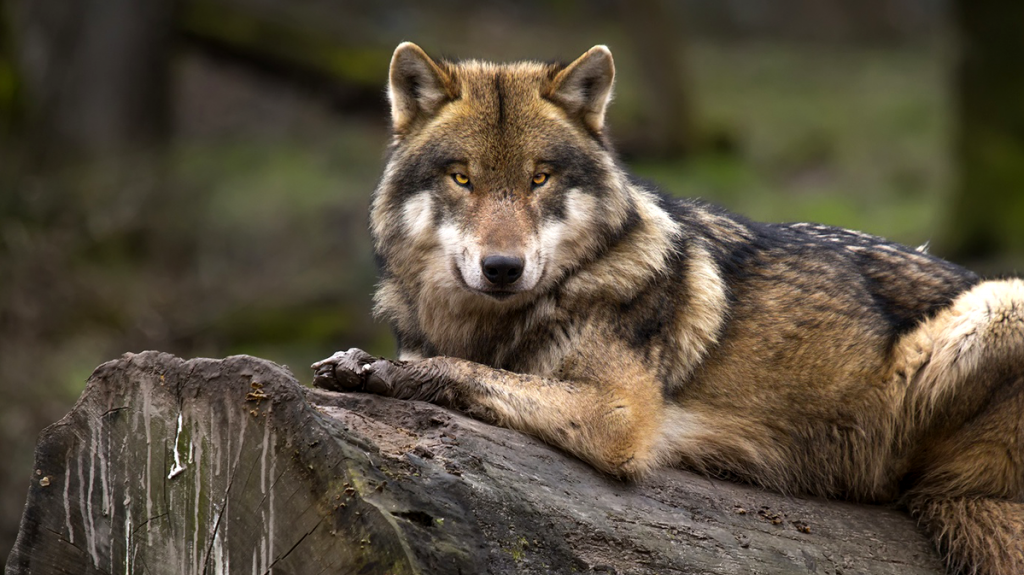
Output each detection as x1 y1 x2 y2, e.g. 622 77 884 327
372 43 636 310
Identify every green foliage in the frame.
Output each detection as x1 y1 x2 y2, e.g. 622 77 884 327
632 43 948 247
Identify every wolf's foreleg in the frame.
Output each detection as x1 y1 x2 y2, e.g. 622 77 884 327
313 348 666 477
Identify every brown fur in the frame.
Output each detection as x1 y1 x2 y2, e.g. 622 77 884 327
314 43 1024 575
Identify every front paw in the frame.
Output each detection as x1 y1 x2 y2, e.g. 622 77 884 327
313 351 452 404
311 348 377 392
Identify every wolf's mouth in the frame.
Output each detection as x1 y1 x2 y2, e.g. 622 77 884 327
481 290 516 301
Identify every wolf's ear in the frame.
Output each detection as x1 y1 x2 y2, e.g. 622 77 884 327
388 42 457 133
546 45 615 134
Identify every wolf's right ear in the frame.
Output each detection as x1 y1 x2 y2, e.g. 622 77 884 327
388 42 457 134
546 45 615 135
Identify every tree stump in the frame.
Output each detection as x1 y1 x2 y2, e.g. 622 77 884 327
5 352 945 574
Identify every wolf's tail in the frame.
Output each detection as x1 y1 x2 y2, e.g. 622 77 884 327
909 496 1024 575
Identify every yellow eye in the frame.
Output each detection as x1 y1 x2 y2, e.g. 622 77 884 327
452 173 471 187
532 173 548 186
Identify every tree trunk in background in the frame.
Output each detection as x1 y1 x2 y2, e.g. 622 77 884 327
0 3 23 140
7 352 947 574
943 0 1024 273
13 0 175 163
615 0 696 160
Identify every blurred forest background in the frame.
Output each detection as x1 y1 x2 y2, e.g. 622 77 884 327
2 0 1024 560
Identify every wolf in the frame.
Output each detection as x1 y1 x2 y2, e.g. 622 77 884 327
313 42 1024 574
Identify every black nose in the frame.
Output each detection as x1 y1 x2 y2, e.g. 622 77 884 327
481 255 524 287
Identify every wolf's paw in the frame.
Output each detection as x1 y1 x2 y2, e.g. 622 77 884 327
311 348 377 392
313 351 453 404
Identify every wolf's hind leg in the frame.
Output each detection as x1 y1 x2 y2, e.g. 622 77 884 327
892 280 1024 573
908 496 1024 575
897 278 1024 427
906 406 1024 575
902 344 1024 574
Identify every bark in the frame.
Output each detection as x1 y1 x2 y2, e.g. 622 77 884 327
6 352 945 574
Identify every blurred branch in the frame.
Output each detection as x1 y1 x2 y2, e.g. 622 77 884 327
178 0 389 114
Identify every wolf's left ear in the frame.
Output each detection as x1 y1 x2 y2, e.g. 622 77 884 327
546 45 615 134
388 42 458 134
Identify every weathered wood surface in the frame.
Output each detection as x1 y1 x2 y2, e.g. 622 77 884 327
5 352 945 574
